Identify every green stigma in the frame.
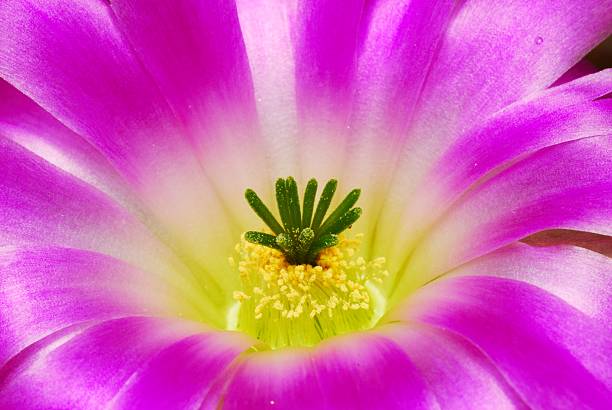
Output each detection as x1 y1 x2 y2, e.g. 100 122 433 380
244 177 362 265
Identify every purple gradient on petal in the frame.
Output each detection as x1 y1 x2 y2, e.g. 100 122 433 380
431 70 612 208
0 137 180 276
295 0 364 118
552 59 599 86
109 333 251 409
450 243 612 323
0 79 134 207
407 0 612 149
0 1 247 275
0 246 197 367
107 0 274 228
340 0 458 201
378 1 612 247
392 275 612 408
221 334 436 409
349 0 456 134
109 0 258 133
376 69 612 267
0 317 241 409
0 0 199 185
410 136 612 279
0 1 610 408
382 323 527 409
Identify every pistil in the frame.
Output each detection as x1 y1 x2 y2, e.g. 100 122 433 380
244 177 362 265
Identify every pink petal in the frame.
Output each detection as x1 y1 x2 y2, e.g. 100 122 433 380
0 317 251 409
379 70 612 264
398 135 612 292
0 80 135 209
422 0 612 126
235 0 301 178
431 71 612 213
399 0 612 169
0 0 240 280
108 0 272 213
235 1 457 188
552 59 599 86
106 332 251 409
0 137 182 278
288 0 366 182
0 0 196 187
380 1 612 245
340 0 457 236
218 333 435 409
108 0 256 132
449 243 612 323
389 273 612 407
348 0 455 136
381 323 526 409
0 246 204 367
293 0 363 119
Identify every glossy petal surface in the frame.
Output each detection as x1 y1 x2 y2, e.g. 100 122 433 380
0 317 252 409
219 334 435 410
389 249 612 408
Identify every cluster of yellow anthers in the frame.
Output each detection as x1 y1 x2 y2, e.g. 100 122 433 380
230 233 388 321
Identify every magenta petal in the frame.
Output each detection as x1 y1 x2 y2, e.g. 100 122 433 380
0 246 208 367
287 0 366 181
0 317 250 409
0 0 241 268
407 0 612 151
108 0 257 133
0 80 134 208
381 323 527 409
430 70 612 214
108 0 271 208
390 273 612 407
234 0 302 178
406 135 612 282
340 0 457 212
294 0 363 119
0 138 181 276
107 332 251 409
378 70 612 263
0 0 198 186
450 243 612 323
378 2 612 254
220 334 435 409
236 1 458 186
348 0 455 134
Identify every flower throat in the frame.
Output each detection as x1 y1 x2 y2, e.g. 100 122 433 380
230 177 388 349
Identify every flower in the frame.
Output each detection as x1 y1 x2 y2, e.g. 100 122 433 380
0 0 611 408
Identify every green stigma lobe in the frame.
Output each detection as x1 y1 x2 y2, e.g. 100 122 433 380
286 177 302 232
275 179 292 232
245 189 284 235
311 179 337 231
301 179 317 228
316 189 361 236
244 177 362 265
244 231 279 249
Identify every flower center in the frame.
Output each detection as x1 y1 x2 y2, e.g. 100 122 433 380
228 177 388 349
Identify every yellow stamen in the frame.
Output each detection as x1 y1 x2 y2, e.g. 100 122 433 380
230 233 388 348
